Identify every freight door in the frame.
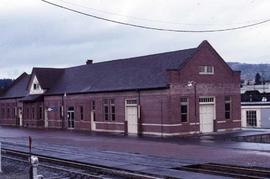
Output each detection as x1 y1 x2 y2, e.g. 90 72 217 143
125 99 138 134
199 97 215 133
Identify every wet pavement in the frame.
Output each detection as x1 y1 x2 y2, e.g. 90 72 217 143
1 127 270 178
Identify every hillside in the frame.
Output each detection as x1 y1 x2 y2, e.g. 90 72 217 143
228 62 270 80
0 79 13 95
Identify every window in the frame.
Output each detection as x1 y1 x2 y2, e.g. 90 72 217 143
199 97 214 103
7 108 10 118
180 97 188 122
225 96 231 119
91 100 95 110
199 66 214 75
32 107 35 119
26 108 30 119
13 107 16 118
103 99 115 121
111 100 115 121
39 107 42 119
33 83 40 90
1 108 4 118
80 106 84 120
246 111 257 127
126 99 137 105
104 99 109 120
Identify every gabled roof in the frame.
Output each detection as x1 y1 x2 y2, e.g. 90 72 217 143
28 68 64 90
1 40 237 99
46 47 197 94
0 73 30 99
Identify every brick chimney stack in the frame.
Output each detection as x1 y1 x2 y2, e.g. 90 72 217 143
86 59 93 65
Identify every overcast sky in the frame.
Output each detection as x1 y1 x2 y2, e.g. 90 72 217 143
1 0 270 78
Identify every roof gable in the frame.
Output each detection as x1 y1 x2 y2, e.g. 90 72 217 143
0 73 30 99
27 68 64 91
198 40 234 74
28 74 45 95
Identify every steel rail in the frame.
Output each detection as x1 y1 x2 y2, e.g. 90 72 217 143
178 163 270 179
2 155 103 179
1 148 165 179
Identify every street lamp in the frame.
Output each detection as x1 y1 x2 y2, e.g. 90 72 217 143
187 81 197 120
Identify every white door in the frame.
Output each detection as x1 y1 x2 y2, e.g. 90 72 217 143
18 108 23 127
126 106 138 134
91 111 96 131
199 104 214 133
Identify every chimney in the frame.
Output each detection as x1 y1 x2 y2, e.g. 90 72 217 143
86 59 93 65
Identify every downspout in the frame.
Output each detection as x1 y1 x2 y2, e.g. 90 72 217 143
42 100 45 128
137 89 142 136
161 98 163 138
15 98 18 126
61 92 66 129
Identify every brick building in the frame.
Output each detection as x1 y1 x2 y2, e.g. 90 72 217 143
0 41 241 136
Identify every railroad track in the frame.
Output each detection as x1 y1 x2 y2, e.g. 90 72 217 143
1 148 167 179
175 163 270 179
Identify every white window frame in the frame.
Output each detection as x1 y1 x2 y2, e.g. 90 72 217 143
180 97 189 123
246 110 257 127
199 66 214 75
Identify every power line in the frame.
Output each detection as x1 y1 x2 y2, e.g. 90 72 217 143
41 0 270 33
56 0 267 27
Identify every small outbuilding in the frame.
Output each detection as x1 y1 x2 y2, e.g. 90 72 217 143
241 90 270 128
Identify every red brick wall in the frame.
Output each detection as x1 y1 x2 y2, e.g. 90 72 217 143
0 42 241 136
23 102 44 128
0 99 19 126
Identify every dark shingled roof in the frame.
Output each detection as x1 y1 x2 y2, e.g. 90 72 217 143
0 43 201 99
241 90 270 102
46 48 198 94
29 68 64 90
0 73 30 99
19 94 44 102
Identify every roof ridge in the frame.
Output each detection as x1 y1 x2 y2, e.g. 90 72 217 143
66 47 198 70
